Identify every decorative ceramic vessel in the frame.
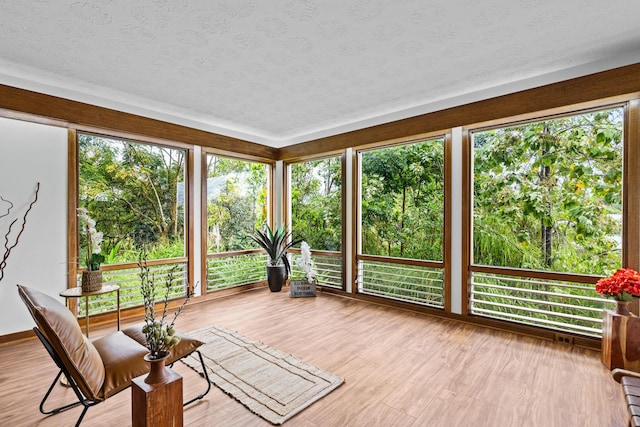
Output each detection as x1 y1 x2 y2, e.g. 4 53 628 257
266 264 286 292
614 300 632 316
143 351 172 385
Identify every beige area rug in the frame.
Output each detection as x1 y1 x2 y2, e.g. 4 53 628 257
182 325 344 425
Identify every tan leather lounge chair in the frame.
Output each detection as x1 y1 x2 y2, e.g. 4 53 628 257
17 284 211 426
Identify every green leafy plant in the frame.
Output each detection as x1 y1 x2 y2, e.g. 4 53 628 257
103 241 122 265
139 257 189 359
251 223 301 275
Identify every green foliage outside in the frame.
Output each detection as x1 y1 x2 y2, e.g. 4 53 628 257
361 139 445 261
79 107 626 336
290 157 342 251
471 108 623 335
473 108 623 275
206 155 268 253
79 134 186 264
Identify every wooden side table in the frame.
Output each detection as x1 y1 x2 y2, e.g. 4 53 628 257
59 284 120 337
602 310 640 370
132 369 183 427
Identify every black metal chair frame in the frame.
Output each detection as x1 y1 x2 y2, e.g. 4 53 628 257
34 327 212 426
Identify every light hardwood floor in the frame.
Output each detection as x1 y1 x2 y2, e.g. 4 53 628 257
0 288 628 426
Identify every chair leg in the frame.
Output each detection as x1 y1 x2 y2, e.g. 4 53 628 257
39 369 94 426
75 405 90 427
39 369 83 415
183 350 212 406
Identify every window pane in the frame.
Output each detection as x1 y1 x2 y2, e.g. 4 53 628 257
472 108 623 275
78 134 186 263
360 139 444 261
290 157 342 251
206 155 269 253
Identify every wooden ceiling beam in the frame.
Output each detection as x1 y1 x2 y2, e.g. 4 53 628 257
0 83 277 159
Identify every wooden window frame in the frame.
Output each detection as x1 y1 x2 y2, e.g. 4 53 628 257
284 153 347 290
353 132 451 309
461 96 640 315
70 129 196 293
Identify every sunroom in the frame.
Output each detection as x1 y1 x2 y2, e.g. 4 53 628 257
1 2 640 426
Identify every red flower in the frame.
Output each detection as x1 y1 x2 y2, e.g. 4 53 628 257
595 268 640 301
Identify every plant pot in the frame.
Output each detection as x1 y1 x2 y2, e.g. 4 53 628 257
266 264 286 292
614 300 632 316
143 351 172 385
81 269 102 293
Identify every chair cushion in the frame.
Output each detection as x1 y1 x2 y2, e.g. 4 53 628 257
91 331 149 399
121 323 203 364
17 285 106 401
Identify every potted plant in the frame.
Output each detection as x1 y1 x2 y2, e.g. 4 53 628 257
138 258 190 384
290 241 317 298
139 259 188 359
251 223 301 292
77 207 105 292
595 268 640 315
597 268 640 370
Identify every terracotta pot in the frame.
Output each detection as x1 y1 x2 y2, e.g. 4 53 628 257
144 351 172 385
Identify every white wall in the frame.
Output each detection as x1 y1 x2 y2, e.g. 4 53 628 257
0 117 68 335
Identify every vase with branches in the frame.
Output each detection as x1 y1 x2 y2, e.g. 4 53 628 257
139 257 189 359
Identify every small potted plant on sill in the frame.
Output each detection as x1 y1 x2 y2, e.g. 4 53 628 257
251 223 301 292
77 208 105 292
290 241 317 298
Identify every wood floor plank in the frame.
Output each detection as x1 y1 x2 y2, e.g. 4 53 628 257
346 403 417 427
0 288 629 426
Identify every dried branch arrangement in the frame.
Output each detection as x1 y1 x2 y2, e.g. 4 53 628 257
0 183 40 282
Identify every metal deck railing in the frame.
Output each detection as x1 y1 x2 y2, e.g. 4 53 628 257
358 259 444 308
470 271 615 337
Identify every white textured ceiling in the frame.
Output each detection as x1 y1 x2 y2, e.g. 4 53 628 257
1 0 640 148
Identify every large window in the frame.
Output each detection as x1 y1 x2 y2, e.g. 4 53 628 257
79 134 187 261
206 154 269 253
361 139 445 260
473 108 623 275
470 106 624 336
77 133 188 315
205 154 270 291
358 138 446 306
289 156 343 288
